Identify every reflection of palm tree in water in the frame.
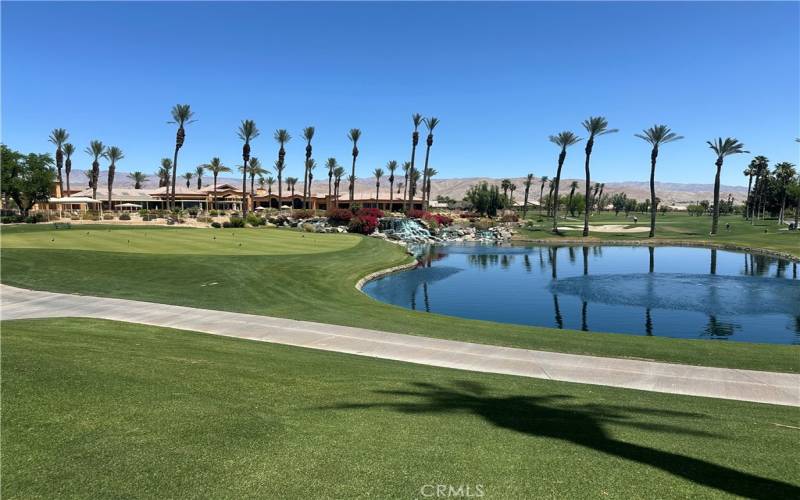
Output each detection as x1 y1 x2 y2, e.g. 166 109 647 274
646 249 654 335
423 282 430 313
329 381 800 499
523 254 532 273
703 315 737 338
581 301 588 331
553 294 563 329
645 308 653 336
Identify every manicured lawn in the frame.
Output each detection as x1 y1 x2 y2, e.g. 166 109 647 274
518 212 800 259
3 318 798 499
2 224 798 373
0 224 360 255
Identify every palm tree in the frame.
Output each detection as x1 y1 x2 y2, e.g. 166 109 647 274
286 176 299 206
238 120 260 216
410 170 422 208
547 179 556 216
522 173 534 217
742 160 755 219
386 160 398 210
245 157 267 205
581 117 618 236
707 137 749 235
596 183 606 213
183 172 194 188
426 168 438 203
305 158 317 207
195 165 205 190
159 158 173 192
373 168 384 202
83 169 94 189
274 129 291 209
63 143 75 194
104 146 124 207
421 117 440 209
566 181 578 217
265 176 275 199
407 114 423 211
274 159 286 208
49 128 69 195
590 182 601 214
84 140 105 200
635 125 683 237
549 131 583 232
774 162 797 224
347 128 361 203
302 126 315 206
333 166 345 205
127 171 148 189
501 179 511 198
168 104 194 210
538 175 549 214
750 156 769 222
202 157 230 210
325 158 338 201
402 161 411 206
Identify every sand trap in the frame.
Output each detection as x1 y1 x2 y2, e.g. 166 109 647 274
558 224 650 233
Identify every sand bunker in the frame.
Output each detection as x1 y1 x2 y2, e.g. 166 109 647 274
558 224 650 233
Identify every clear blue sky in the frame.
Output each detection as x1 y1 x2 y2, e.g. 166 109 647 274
3 1 798 187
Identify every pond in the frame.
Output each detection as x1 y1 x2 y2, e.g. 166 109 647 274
362 244 800 344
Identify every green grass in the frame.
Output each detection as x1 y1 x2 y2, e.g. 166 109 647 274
0 224 360 255
3 318 798 499
518 212 800 259
2 223 798 373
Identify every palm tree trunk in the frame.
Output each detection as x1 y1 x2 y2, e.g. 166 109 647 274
582 140 593 236
213 174 218 210
389 179 394 211
539 184 545 214
745 174 753 219
241 165 248 217
779 191 786 224
376 183 380 202
552 150 566 232
328 175 333 207
349 156 356 204
250 174 256 210
278 172 283 209
170 146 179 211
648 147 658 238
710 159 723 235
794 190 799 228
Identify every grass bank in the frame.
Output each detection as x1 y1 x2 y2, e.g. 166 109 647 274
2 224 798 373
3 318 798 498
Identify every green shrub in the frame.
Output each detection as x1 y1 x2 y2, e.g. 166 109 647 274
119 213 131 220
228 216 245 228
209 209 219 216
245 214 264 226
211 222 221 228
82 211 100 221
1 215 25 224
103 214 114 220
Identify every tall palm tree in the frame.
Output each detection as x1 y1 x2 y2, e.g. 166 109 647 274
183 172 194 188
49 128 69 195
402 161 411 206
83 169 94 189
302 126 315 206
159 158 173 191
333 166 345 205
707 137 748 235
549 131 582 232
63 143 75 194
538 175 549 214
168 104 194 210
386 160 398 210
635 125 683 237
274 159 286 208
195 165 204 189
202 157 230 210
409 170 422 208
265 176 275 198
421 117 440 209
274 129 291 209
238 120 260 215
774 162 797 224
581 117 618 236
743 160 755 219
407 114 423 211
373 168 384 202
500 179 511 198
750 155 769 222
84 140 105 200
347 128 361 203
325 158 338 201
522 173 534 217
104 146 124 208
596 183 606 213
127 171 148 189
566 181 578 217
426 168 438 203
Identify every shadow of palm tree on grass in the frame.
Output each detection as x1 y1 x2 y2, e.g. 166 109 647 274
328 381 799 499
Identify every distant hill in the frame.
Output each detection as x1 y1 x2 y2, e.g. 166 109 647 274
73 171 748 204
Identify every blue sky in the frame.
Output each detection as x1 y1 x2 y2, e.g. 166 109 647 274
3 1 798 187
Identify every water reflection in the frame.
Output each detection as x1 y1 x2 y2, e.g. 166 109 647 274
363 244 800 344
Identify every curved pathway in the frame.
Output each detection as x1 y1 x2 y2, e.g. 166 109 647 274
2 285 798 407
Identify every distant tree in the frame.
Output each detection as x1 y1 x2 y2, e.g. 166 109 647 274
522 173 534 217
48 128 69 195
183 172 194 188
386 160 398 209
581 116 617 235
406 114 423 211
567 181 579 217
1 145 55 215
373 167 384 201
63 143 75 194
610 192 627 216
538 175 549 214
302 126 315 205
168 104 194 210
104 146 124 205
347 128 361 203
707 137 748 234
195 165 204 189
202 157 230 210
774 162 797 224
84 140 105 200
421 117 440 210
237 120 260 216
326 158 338 201
464 182 505 216
127 171 148 189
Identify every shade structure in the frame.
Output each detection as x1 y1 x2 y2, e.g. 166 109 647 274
254 206 266 211
116 203 143 208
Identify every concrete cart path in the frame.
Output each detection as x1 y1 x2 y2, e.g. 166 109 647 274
2 285 798 407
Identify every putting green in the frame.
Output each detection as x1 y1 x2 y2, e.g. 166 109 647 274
0 226 360 255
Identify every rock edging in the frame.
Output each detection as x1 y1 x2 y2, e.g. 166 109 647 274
355 258 418 291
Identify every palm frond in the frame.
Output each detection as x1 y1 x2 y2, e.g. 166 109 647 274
424 117 440 131
348 128 361 142
549 131 582 148
168 104 195 125
302 126 315 141
237 120 260 141
49 128 69 146
274 128 291 144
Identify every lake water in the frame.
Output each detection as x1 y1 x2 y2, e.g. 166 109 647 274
362 244 800 344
